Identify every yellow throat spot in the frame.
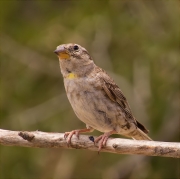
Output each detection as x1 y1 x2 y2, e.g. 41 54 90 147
66 73 78 79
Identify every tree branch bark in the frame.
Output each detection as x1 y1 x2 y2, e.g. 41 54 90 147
0 129 179 158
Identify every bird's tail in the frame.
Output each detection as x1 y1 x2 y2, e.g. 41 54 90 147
130 128 152 141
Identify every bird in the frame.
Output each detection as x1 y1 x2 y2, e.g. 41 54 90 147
54 43 152 151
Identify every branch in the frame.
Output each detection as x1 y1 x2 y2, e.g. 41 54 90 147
0 129 179 158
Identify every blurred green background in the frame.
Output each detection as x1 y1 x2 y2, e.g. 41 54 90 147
0 0 180 179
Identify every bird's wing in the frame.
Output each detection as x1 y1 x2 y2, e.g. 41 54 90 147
100 71 149 134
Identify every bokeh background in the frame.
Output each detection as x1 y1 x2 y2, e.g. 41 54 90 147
1 0 180 179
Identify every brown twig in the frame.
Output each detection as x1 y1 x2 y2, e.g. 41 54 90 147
0 129 179 158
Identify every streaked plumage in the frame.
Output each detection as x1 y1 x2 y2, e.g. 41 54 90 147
54 43 152 150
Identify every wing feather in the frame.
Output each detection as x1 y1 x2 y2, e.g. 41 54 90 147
100 72 149 134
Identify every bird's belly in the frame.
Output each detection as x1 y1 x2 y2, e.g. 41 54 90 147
64 79 126 133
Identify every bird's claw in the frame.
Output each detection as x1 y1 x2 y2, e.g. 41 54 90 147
95 131 116 152
64 130 80 146
95 134 109 152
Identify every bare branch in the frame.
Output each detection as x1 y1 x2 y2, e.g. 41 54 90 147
0 129 179 158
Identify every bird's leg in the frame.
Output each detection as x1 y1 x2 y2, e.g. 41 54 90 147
64 127 94 145
95 130 116 151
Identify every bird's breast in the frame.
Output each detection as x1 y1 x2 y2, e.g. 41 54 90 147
64 77 117 132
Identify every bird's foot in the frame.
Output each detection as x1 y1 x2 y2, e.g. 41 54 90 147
64 130 80 145
64 128 93 146
95 130 116 152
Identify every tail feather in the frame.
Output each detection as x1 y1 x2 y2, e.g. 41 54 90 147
131 128 152 141
136 121 149 134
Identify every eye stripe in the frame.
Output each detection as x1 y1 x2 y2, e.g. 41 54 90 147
82 50 92 60
70 45 92 60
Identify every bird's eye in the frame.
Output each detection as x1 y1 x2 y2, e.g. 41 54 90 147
73 45 79 51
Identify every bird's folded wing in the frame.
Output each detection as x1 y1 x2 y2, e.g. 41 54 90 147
101 73 149 134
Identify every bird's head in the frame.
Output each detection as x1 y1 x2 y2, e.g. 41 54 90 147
54 43 95 78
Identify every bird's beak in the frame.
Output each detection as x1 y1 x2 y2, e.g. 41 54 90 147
54 46 70 60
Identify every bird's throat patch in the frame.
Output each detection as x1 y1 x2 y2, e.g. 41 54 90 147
66 73 78 79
